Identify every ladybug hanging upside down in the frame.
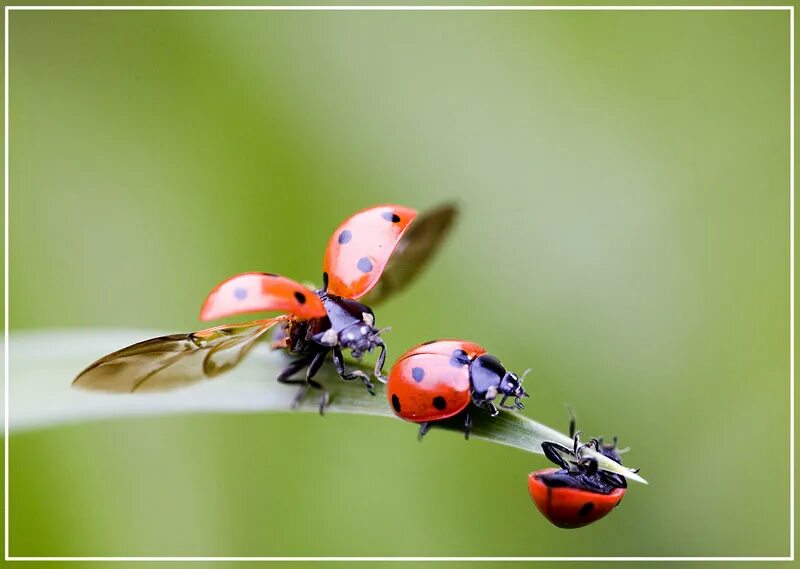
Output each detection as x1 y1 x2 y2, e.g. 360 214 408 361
528 415 638 529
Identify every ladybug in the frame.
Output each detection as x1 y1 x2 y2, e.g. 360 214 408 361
527 416 633 529
386 340 530 438
74 204 457 411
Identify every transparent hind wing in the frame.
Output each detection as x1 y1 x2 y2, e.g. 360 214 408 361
72 317 288 393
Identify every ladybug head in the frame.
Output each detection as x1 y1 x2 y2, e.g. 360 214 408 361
498 368 530 410
340 322 386 359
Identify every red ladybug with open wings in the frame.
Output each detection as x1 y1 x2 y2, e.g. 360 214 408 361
73 204 457 411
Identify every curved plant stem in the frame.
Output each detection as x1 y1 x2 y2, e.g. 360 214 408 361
7 329 646 484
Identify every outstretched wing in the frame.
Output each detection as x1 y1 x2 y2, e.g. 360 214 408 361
199 272 326 322
323 204 418 300
360 203 458 306
72 317 288 393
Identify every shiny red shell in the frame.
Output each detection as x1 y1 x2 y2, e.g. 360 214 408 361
387 340 487 422
323 204 417 299
527 468 626 529
199 272 326 322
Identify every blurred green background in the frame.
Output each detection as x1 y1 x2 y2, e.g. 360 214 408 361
5 3 792 564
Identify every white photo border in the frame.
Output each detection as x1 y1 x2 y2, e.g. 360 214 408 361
3 4 794 562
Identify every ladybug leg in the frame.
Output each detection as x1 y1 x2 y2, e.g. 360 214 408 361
572 430 583 455
498 394 520 410
541 441 572 470
278 351 330 415
303 350 330 415
567 407 576 439
463 409 473 440
417 422 432 441
580 456 599 476
373 340 388 384
332 347 376 395
473 399 499 417
276 354 315 384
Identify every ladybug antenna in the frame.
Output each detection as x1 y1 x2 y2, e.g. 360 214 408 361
519 369 532 399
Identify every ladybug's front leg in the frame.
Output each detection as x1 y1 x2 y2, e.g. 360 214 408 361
473 398 499 417
373 339 388 383
332 347 376 395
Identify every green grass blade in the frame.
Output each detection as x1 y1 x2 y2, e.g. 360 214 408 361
7 329 646 484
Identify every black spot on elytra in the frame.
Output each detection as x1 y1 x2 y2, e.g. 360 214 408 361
391 394 401 413
432 396 446 410
338 230 352 244
411 367 425 382
381 211 401 223
234 287 248 300
293 291 307 304
322 272 329 290
578 502 595 517
450 349 469 368
357 257 373 273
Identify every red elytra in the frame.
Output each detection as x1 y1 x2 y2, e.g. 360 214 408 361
323 205 417 299
405 339 487 361
199 272 326 322
527 468 626 529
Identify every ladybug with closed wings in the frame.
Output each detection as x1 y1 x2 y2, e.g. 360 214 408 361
74 204 457 411
528 414 636 529
386 340 530 439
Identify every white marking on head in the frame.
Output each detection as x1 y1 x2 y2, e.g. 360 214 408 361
486 385 498 400
346 332 355 341
360 326 369 334
320 328 338 346
362 312 374 326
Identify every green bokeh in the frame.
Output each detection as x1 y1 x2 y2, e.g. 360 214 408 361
6 4 792 562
